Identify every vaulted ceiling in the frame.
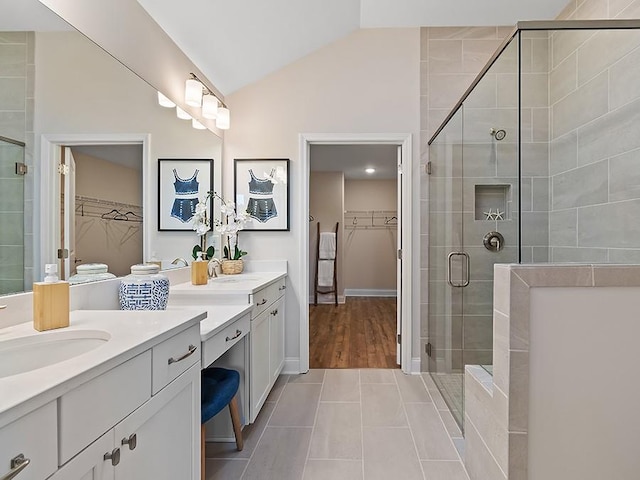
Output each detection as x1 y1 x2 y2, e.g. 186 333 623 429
136 0 567 95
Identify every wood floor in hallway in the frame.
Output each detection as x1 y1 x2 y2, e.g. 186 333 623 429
309 297 398 369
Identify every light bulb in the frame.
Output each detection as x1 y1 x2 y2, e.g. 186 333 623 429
216 107 230 130
185 78 203 107
157 91 175 108
365 168 376 174
202 95 219 119
176 106 191 120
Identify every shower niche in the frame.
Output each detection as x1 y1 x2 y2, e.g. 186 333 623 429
474 184 510 221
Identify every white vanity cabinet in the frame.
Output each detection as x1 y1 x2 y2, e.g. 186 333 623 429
249 278 286 422
49 323 201 480
0 401 57 480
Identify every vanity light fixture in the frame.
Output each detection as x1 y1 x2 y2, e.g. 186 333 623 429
185 73 231 130
157 92 176 108
216 107 230 130
202 94 218 119
176 106 191 120
365 168 376 174
185 78 203 107
192 118 206 130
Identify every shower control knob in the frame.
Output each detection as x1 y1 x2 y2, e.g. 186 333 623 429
483 231 504 252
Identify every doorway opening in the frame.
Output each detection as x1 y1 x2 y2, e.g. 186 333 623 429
299 133 413 374
309 144 399 369
39 133 149 283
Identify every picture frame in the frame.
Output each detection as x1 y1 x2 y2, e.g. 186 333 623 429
234 158 290 231
158 158 213 231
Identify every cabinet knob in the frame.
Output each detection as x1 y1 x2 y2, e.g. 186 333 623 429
257 299 267 306
104 447 120 466
0 454 30 480
122 433 137 450
278 285 286 291
270 309 278 316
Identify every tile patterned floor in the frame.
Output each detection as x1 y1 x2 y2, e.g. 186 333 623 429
205 369 469 480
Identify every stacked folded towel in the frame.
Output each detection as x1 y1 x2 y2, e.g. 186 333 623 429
318 232 336 287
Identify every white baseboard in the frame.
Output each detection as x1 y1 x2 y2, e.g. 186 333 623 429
308 295 346 304
283 357 301 374
344 289 397 297
411 357 422 374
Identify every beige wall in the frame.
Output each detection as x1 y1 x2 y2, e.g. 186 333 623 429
225 28 420 362
309 171 343 301
344 179 397 291
73 151 142 276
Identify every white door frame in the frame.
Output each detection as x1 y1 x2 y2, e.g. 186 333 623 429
298 133 413 374
38 133 150 281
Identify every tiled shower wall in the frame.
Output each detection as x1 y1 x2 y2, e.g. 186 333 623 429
548 0 640 262
0 32 34 293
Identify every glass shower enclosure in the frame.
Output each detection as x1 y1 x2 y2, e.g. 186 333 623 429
427 20 640 428
0 136 25 295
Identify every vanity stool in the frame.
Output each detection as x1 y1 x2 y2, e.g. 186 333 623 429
201 367 244 479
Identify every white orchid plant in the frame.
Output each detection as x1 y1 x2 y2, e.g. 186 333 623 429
191 191 249 261
216 195 249 260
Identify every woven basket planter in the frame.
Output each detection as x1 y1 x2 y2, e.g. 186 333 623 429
221 259 244 275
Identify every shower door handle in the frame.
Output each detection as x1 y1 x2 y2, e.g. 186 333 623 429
447 252 470 288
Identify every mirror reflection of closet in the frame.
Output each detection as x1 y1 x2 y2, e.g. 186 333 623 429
64 145 143 278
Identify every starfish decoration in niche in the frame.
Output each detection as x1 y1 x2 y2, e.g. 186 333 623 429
483 208 496 220
495 209 504 220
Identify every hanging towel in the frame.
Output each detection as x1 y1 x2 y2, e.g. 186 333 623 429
317 260 334 287
319 232 336 260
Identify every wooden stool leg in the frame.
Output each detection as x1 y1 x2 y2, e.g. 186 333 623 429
201 424 206 480
228 394 244 451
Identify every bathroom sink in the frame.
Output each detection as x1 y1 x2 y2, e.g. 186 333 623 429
0 329 110 378
210 275 260 284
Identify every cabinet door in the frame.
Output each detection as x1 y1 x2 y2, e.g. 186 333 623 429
249 308 271 423
269 297 285 382
115 363 200 480
49 431 115 480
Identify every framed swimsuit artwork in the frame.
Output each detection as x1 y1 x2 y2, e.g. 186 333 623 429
158 158 213 231
234 158 290 231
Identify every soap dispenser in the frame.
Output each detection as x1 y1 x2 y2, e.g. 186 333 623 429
33 263 70 331
191 252 208 285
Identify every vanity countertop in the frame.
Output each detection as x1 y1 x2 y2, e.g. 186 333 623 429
0 309 206 428
169 271 286 296
168 304 253 342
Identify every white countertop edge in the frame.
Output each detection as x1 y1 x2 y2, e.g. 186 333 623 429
0 309 205 428
169 271 287 295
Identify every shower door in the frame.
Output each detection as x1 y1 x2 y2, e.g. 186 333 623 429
428 33 520 429
0 136 25 295
427 107 466 425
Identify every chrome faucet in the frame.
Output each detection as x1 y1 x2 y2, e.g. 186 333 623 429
208 258 223 278
171 257 188 267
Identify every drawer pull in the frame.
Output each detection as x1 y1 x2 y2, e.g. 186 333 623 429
278 285 286 291
122 433 137 450
104 448 120 466
0 454 30 480
168 344 197 365
226 329 243 342
270 309 278 316
257 299 267 306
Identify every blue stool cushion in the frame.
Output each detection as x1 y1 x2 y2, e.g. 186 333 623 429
201 367 240 424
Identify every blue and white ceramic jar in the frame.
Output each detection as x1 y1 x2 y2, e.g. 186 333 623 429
119 264 169 310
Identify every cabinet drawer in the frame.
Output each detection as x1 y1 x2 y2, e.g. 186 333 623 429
152 324 201 394
202 313 250 368
59 351 151 465
0 401 57 480
251 278 286 319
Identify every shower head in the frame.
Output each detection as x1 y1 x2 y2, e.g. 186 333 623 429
490 128 507 141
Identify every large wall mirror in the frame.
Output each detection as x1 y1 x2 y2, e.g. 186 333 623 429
0 0 223 296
